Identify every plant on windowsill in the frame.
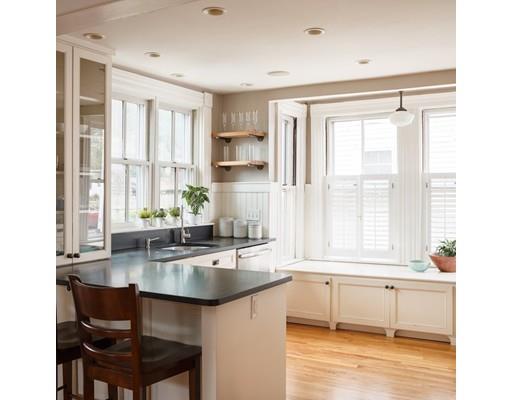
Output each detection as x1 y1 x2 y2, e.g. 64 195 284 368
138 208 152 229
168 207 181 226
430 239 456 272
182 185 210 225
151 208 167 228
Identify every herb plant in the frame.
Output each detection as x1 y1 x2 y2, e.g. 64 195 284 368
152 208 167 218
169 207 181 218
138 208 152 219
435 239 456 257
182 185 210 216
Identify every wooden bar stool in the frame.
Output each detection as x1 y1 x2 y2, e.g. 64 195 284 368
68 275 202 400
57 321 117 400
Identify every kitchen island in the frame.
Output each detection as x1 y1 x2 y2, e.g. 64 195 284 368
56 257 291 400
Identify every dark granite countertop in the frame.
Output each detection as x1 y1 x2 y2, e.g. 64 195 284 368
56 237 291 306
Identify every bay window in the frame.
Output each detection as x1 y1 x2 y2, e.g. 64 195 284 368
325 115 399 262
423 108 456 254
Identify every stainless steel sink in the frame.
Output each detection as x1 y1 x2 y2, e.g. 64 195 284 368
161 246 210 251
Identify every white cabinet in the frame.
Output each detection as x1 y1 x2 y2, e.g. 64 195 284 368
286 273 331 322
389 280 453 335
56 40 111 265
181 249 237 269
331 277 389 328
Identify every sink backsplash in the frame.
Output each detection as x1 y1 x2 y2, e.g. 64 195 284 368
112 224 214 251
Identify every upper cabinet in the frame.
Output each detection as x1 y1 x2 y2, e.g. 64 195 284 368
57 41 111 265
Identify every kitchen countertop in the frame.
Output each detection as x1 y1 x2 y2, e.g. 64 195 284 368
278 259 456 284
56 237 290 306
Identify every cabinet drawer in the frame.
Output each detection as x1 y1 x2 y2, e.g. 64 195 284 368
181 250 236 269
331 277 390 328
389 280 453 335
286 273 331 322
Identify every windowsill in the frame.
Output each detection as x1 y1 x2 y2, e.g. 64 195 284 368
112 222 214 234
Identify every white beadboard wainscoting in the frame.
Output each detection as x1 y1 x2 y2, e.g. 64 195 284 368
211 182 280 239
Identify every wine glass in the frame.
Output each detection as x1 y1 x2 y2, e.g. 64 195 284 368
222 112 227 131
238 112 244 130
230 112 236 130
245 111 252 131
252 110 258 131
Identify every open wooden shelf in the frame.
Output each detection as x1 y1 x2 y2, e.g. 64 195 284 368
213 160 266 171
212 130 265 143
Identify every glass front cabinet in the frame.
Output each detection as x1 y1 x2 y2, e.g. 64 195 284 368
56 41 111 265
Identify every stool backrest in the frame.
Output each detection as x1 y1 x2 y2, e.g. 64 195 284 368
68 275 142 377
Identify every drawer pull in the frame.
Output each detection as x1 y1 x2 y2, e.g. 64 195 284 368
212 259 220 266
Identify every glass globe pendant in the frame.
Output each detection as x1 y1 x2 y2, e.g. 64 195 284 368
389 91 415 127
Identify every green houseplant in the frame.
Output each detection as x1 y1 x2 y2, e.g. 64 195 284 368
430 239 456 272
182 185 210 224
168 207 181 225
151 208 167 228
138 208 152 228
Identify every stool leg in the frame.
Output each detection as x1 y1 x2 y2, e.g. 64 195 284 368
62 361 73 400
83 375 94 400
189 355 201 400
133 386 146 400
108 385 118 400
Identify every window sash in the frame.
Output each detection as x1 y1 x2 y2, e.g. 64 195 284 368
157 105 193 164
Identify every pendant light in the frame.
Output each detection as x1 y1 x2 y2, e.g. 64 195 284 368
389 91 415 127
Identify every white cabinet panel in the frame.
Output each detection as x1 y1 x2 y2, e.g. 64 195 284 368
331 277 389 328
286 273 331 322
181 250 236 269
389 280 453 335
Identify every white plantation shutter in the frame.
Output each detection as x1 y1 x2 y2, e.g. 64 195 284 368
362 177 393 257
326 177 359 256
427 176 456 252
424 108 456 254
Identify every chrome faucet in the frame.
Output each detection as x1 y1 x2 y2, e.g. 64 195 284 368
180 204 191 244
145 237 160 249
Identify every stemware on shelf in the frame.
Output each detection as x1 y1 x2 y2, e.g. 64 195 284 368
230 112 236 130
245 111 252 131
222 112 227 131
252 110 258 131
238 112 244 130
223 145 230 161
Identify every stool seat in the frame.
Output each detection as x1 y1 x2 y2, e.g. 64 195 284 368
104 336 201 374
57 321 80 350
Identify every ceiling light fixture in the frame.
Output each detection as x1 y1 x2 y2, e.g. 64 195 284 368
202 7 226 16
83 32 105 40
267 70 290 77
357 59 371 65
389 91 415 127
144 52 161 58
240 82 253 87
304 27 325 36
170 73 185 78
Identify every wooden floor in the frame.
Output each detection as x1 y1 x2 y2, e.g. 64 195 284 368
286 323 456 400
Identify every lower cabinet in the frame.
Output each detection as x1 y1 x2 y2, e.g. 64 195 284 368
181 249 237 269
286 272 455 342
331 277 390 328
286 273 331 322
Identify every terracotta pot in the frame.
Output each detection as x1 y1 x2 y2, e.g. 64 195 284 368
429 255 456 272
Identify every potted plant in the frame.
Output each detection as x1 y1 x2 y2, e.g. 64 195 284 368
430 239 456 272
138 208 152 228
151 208 167 228
182 184 210 225
168 207 180 226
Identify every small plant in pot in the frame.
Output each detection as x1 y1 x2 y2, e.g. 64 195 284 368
151 208 167 228
168 207 180 226
182 184 210 225
430 239 456 272
138 208 152 228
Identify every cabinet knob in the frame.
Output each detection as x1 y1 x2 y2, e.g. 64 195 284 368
385 285 389 289
73 253 80 258
390 285 395 290
66 253 73 259
325 281 330 285
212 259 220 266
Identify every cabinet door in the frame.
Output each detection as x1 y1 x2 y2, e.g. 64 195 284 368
56 43 73 265
181 250 237 269
286 273 331 322
72 47 111 262
331 277 390 328
389 280 453 335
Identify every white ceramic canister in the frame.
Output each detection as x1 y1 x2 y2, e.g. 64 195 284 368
233 219 248 238
218 217 234 237
248 222 262 239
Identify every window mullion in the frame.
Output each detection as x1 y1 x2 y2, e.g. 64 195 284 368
124 165 130 223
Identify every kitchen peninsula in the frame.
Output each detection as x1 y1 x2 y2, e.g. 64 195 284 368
56 251 291 400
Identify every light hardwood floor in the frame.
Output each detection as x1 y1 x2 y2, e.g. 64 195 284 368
286 323 456 400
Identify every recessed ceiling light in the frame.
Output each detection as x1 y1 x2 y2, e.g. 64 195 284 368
202 7 226 16
240 82 253 87
170 73 185 78
304 27 325 36
267 70 290 77
83 32 105 40
145 52 161 58
357 59 371 65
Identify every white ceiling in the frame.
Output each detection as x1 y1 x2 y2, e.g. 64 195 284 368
68 0 455 94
